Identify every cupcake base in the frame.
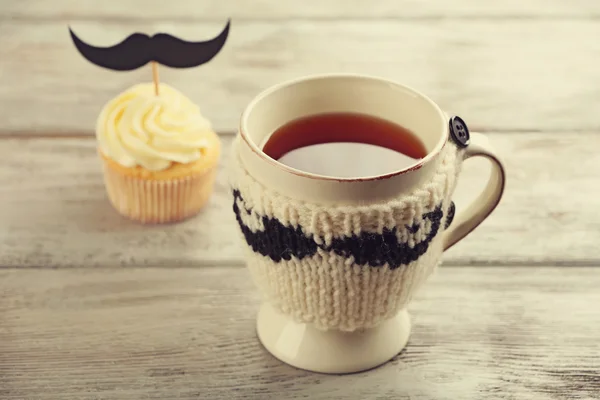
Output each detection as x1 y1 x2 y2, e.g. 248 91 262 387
102 161 217 224
256 302 411 374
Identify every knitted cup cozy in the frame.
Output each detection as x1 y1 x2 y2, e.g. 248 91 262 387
229 137 466 332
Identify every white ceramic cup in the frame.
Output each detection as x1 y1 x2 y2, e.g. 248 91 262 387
235 73 506 373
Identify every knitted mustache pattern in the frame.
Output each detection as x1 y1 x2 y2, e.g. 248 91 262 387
233 189 455 269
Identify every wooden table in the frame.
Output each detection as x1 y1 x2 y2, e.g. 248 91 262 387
1 1 599 398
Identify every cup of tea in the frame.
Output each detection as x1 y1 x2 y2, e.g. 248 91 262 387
229 73 505 374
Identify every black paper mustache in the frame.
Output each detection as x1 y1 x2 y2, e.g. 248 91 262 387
68 20 230 71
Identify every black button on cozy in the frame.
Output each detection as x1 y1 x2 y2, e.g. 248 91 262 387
449 116 470 148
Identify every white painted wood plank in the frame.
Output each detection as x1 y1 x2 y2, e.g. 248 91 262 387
4 0 600 19
1 20 599 134
1 133 598 268
1 266 599 399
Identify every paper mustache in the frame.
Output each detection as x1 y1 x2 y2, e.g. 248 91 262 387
68 20 231 71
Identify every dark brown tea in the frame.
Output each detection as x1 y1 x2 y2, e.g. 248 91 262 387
262 112 428 178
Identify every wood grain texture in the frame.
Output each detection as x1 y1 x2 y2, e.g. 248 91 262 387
4 0 600 19
2 20 600 134
1 133 599 268
1 266 598 399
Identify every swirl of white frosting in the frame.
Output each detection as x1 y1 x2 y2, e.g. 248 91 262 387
96 83 213 171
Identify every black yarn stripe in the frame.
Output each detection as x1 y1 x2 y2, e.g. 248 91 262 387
232 190 318 262
445 201 456 229
327 206 443 268
233 189 455 270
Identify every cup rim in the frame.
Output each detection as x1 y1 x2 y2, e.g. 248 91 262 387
239 73 448 182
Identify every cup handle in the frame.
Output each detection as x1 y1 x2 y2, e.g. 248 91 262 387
443 132 506 250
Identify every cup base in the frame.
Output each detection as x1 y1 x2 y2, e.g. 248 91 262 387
256 303 411 374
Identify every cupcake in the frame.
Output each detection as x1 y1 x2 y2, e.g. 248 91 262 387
96 82 221 223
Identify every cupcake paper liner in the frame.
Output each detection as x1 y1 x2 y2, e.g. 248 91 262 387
101 159 216 224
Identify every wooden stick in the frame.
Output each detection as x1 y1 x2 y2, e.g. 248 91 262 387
151 62 160 96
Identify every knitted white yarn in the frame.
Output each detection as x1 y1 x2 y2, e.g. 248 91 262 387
230 138 465 332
